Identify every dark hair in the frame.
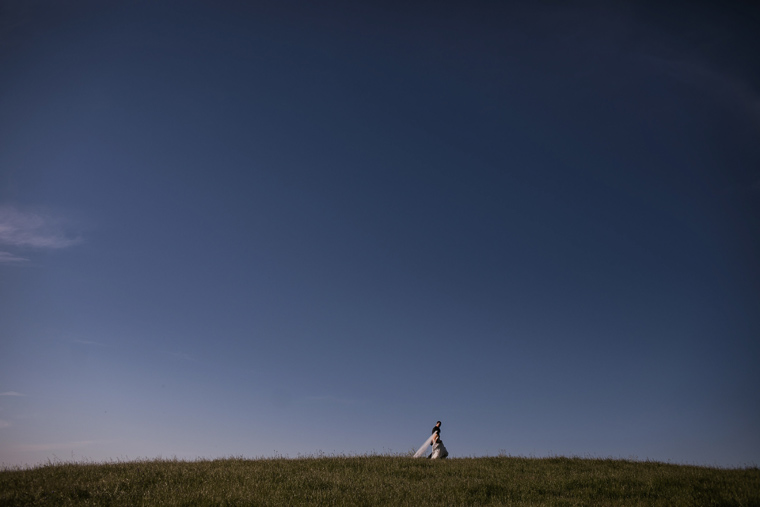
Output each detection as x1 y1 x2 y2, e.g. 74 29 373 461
436 421 441 425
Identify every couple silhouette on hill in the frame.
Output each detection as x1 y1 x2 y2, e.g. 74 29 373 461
413 420 449 459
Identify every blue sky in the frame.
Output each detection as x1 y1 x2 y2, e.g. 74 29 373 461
1 1 758 467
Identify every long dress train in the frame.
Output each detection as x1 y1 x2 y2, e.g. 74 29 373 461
413 435 434 458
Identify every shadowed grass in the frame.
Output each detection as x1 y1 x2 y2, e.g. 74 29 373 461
1 455 758 506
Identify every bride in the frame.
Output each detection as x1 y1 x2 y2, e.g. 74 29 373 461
431 430 448 459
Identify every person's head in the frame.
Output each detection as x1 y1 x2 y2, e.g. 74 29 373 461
436 421 441 427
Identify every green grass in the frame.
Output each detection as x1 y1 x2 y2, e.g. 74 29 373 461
1 455 758 506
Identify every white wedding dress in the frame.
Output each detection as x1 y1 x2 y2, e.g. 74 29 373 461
431 439 449 459
413 434 448 459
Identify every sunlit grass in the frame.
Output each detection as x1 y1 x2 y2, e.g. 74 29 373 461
1 454 758 506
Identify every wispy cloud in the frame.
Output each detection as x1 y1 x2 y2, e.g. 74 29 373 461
306 395 358 405
636 49 760 129
0 251 29 263
0 420 10 429
72 339 107 347
0 392 25 397
0 206 81 263
163 351 195 362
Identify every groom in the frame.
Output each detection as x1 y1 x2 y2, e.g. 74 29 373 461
432 420 441 438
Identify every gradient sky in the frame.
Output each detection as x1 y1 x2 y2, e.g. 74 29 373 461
1 1 759 468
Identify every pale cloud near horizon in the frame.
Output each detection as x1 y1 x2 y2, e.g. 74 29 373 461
0 206 81 262
0 392 25 397
14 440 104 453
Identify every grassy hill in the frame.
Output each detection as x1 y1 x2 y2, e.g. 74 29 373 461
1 455 758 506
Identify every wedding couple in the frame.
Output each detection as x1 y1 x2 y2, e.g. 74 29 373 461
413 420 449 459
